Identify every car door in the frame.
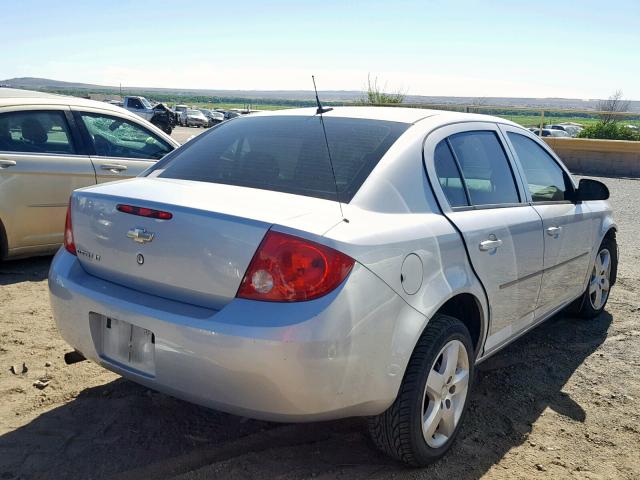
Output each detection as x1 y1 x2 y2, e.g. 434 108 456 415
424 122 544 354
72 109 175 183
0 107 95 253
501 126 594 318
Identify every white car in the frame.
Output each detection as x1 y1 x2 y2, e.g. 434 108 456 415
173 105 188 125
0 88 179 260
49 107 616 466
184 109 208 128
529 127 570 138
548 124 583 137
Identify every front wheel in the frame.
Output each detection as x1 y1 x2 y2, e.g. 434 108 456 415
575 235 617 318
369 314 474 466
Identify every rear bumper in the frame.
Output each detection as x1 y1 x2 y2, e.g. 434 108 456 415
48 249 423 421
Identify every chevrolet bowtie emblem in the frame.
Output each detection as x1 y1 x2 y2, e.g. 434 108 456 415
127 227 154 244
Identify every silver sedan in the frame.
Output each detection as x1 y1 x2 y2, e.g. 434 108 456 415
49 107 616 466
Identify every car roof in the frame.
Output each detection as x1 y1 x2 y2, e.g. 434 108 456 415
251 106 521 127
0 87 130 115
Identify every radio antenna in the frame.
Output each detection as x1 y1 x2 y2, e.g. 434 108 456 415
312 75 345 221
312 75 333 114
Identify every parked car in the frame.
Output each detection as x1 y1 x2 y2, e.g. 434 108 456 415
198 108 225 127
184 109 208 128
50 107 616 466
548 124 583 137
122 96 177 134
529 127 570 138
224 110 241 120
0 88 179 260
173 104 188 126
229 108 259 116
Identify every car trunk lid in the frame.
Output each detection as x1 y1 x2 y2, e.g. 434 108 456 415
70 178 342 310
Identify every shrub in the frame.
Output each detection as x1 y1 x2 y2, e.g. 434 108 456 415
577 121 639 141
359 74 405 105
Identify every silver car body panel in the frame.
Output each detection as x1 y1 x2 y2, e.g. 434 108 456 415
50 249 426 421
49 107 616 421
69 178 345 310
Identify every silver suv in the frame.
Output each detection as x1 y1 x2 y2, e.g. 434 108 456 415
49 107 617 466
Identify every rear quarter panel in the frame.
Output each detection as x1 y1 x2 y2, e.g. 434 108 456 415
284 122 489 365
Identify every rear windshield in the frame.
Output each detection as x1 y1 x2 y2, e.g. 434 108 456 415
151 115 409 202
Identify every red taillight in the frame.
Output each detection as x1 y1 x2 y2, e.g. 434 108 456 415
64 200 76 255
116 204 173 220
237 231 354 302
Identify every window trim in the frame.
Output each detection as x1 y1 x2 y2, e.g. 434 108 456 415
0 108 80 156
451 201 529 212
499 126 577 205
72 110 173 161
443 138 472 206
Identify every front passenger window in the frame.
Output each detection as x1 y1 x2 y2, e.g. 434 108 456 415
507 133 571 202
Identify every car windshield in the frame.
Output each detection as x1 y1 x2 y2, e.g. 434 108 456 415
150 115 409 203
139 98 153 109
187 110 201 115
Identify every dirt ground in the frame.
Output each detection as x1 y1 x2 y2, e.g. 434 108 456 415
1 176 639 480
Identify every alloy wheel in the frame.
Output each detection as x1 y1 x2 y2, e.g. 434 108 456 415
422 339 470 448
589 248 611 310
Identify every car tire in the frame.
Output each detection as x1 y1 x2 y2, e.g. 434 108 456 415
368 313 474 466
575 235 617 319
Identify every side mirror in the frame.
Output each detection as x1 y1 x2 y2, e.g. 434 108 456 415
575 178 609 202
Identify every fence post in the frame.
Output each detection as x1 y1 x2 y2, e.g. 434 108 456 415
539 110 545 131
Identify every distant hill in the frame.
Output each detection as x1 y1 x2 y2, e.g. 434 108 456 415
0 77 108 90
2 77 639 112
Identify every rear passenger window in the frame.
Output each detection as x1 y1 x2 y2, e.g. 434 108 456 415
0 111 76 154
507 132 572 202
448 131 520 206
434 141 469 207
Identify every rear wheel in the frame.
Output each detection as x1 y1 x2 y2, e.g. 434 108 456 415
576 236 617 318
369 314 474 466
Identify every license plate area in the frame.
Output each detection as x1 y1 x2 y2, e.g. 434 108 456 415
95 314 156 376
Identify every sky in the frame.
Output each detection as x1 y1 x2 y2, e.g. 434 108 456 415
2 0 639 100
